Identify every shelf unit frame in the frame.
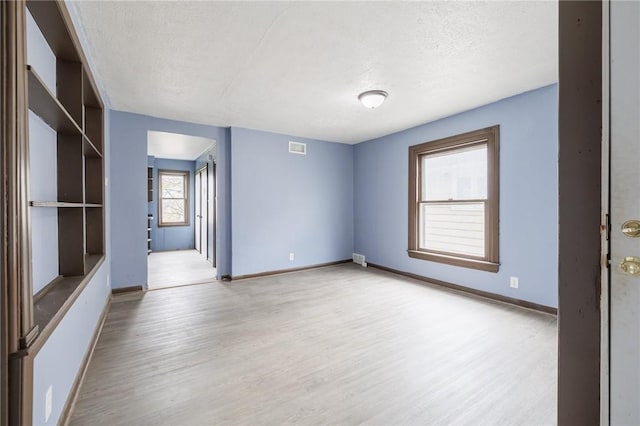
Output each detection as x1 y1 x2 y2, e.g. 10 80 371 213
2 1 106 424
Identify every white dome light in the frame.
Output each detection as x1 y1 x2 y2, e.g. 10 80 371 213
358 90 388 109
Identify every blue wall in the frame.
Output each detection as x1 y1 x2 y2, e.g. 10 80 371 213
148 157 196 251
354 85 559 308
33 264 110 425
231 127 354 276
29 111 59 294
109 111 230 287
27 5 59 296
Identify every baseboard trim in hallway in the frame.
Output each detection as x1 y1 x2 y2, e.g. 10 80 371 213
231 259 351 280
367 262 558 315
111 285 144 295
59 296 112 426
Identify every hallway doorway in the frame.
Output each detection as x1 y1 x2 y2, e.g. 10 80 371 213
146 131 218 290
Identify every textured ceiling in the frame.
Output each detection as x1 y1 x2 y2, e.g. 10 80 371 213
71 1 558 144
147 131 215 161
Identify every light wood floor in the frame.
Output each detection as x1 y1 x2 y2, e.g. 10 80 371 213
70 264 557 425
147 249 216 290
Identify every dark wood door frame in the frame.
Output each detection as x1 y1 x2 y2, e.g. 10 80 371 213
1 3 5 423
558 1 603 424
2 1 36 425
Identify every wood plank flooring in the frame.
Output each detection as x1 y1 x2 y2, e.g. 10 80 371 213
147 249 216 290
70 264 557 425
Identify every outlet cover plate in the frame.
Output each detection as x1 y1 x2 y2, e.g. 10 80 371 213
510 277 519 289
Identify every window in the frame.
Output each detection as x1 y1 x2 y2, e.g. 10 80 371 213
158 170 190 227
408 126 499 272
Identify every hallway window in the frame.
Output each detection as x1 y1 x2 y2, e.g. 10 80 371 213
159 170 190 226
408 126 500 272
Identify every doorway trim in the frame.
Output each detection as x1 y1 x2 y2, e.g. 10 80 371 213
211 163 217 268
2 1 35 424
600 0 611 422
558 1 603 424
195 164 208 260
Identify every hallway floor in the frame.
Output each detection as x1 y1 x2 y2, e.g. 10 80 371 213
147 249 216 290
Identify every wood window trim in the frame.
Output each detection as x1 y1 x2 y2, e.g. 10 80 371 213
158 169 190 227
408 125 500 273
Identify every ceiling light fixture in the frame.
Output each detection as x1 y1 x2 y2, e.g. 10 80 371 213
358 90 388 109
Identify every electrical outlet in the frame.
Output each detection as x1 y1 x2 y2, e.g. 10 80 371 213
45 386 53 423
289 252 294 261
510 276 519 289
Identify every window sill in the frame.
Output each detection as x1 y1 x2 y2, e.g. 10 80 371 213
407 250 499 273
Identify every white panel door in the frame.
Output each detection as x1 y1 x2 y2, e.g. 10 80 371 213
200 166 208 260
609 1 640 423
195 171 202 253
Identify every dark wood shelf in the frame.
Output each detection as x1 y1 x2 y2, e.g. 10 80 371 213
33 275 84 338
84 253 102 275
32 255 105 352
27 65 82 135
26 0 80 62
147 214 153 255
29 202 102 208
30 201 84 208
83 135 102 158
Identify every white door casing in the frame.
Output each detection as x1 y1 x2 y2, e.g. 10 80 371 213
195 170 202 253
609 1 640 423
200 166 208 260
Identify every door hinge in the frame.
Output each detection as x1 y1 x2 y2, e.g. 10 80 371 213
604 213 611 241
603 213 611 268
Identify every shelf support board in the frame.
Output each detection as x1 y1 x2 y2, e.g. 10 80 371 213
27 65 82 135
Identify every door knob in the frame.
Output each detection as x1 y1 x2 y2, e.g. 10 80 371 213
621 220 640 237
620 256 640 275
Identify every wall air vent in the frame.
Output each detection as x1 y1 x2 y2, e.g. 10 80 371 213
289 141 307 155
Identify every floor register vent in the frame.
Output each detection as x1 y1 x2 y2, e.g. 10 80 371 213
352 253 367 267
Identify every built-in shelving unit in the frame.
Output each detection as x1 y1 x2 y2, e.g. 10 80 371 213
147 215 153 254
148 167 153 254
26 0 105 343
148 166 153 202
